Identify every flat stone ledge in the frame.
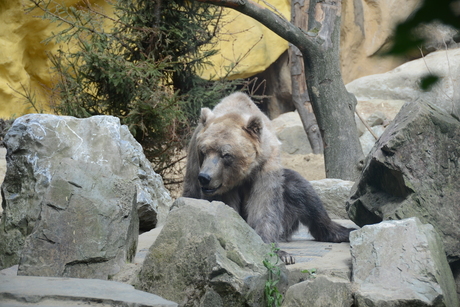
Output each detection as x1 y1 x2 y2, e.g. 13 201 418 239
280 220 357 284
0 275 177 307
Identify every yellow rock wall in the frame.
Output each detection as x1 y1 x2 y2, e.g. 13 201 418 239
0 0 290 118
0 0 113 118
199 1 290 80
1 0 51 118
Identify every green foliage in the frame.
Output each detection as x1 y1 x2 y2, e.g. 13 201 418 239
29 0 238 176
420 74 440 91
263 243 284 307
387 0 460 56
8 83 46 114
301 268 317 276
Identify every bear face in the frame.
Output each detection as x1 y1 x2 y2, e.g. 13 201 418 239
195 112 263 196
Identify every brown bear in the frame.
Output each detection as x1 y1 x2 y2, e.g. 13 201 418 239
183 92 354 264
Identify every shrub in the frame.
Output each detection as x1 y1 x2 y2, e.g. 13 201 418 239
30 0 238 178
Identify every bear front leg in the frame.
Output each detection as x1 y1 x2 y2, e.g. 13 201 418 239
245 169 285 244
277 249 295 265
245 169 297 264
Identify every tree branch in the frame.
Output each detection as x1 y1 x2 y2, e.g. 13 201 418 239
194 0 318 54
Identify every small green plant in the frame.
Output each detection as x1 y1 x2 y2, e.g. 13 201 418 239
263 243 283 307
301 268 317 276
8 83 45 114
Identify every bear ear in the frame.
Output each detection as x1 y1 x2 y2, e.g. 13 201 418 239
200 108 214 126
245 115 263 140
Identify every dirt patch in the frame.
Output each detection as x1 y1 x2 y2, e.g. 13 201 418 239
281 152 326 181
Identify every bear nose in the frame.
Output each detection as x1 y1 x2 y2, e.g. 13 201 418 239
198 173 211 186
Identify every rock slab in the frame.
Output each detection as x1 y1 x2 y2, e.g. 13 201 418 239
272 111 313 155
282 275 352 307
309 179 354 220
137 197 285 307
347 100 460 263
0 114 171 276
346 48 460 117
350 218 459 307
0 274 177 306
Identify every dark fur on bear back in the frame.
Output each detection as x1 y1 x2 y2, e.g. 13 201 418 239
182 93 354 263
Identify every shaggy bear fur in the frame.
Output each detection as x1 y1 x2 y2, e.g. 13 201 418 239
182 92 354 264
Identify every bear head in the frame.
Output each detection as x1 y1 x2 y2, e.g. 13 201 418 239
195 109 264 196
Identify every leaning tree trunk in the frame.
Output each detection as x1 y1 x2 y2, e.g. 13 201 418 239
290 0 323 154
297 0 364 179
194 0 364 180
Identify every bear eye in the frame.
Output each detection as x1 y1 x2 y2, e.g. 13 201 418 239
199 146 206 156
222 153 233 164
198 148 206 161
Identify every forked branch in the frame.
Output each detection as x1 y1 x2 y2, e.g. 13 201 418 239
193 0 317 53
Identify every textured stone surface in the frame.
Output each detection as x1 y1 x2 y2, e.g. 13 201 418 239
347 101 460 263
0 275 177 306
0 114 171 275
272 111 312 155
350 218 459 307
359 125 386 156
346 48 460 116
282 275 352 307
355 99 406 122
309 179 354 220
137 197 286 307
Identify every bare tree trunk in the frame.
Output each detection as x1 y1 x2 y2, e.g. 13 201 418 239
194 0 364 180
290 0 323 154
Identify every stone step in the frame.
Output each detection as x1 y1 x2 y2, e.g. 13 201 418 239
0 275 177 307
280 221 357 284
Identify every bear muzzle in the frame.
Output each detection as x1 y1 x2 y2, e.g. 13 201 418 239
198 172 222 195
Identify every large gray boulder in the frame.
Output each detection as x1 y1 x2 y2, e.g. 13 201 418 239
0 114 172 276
347 101 460 263
17 169 139 279
272 111 313 155
137 197 286 307
350 218 459 307
346 48 460 117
